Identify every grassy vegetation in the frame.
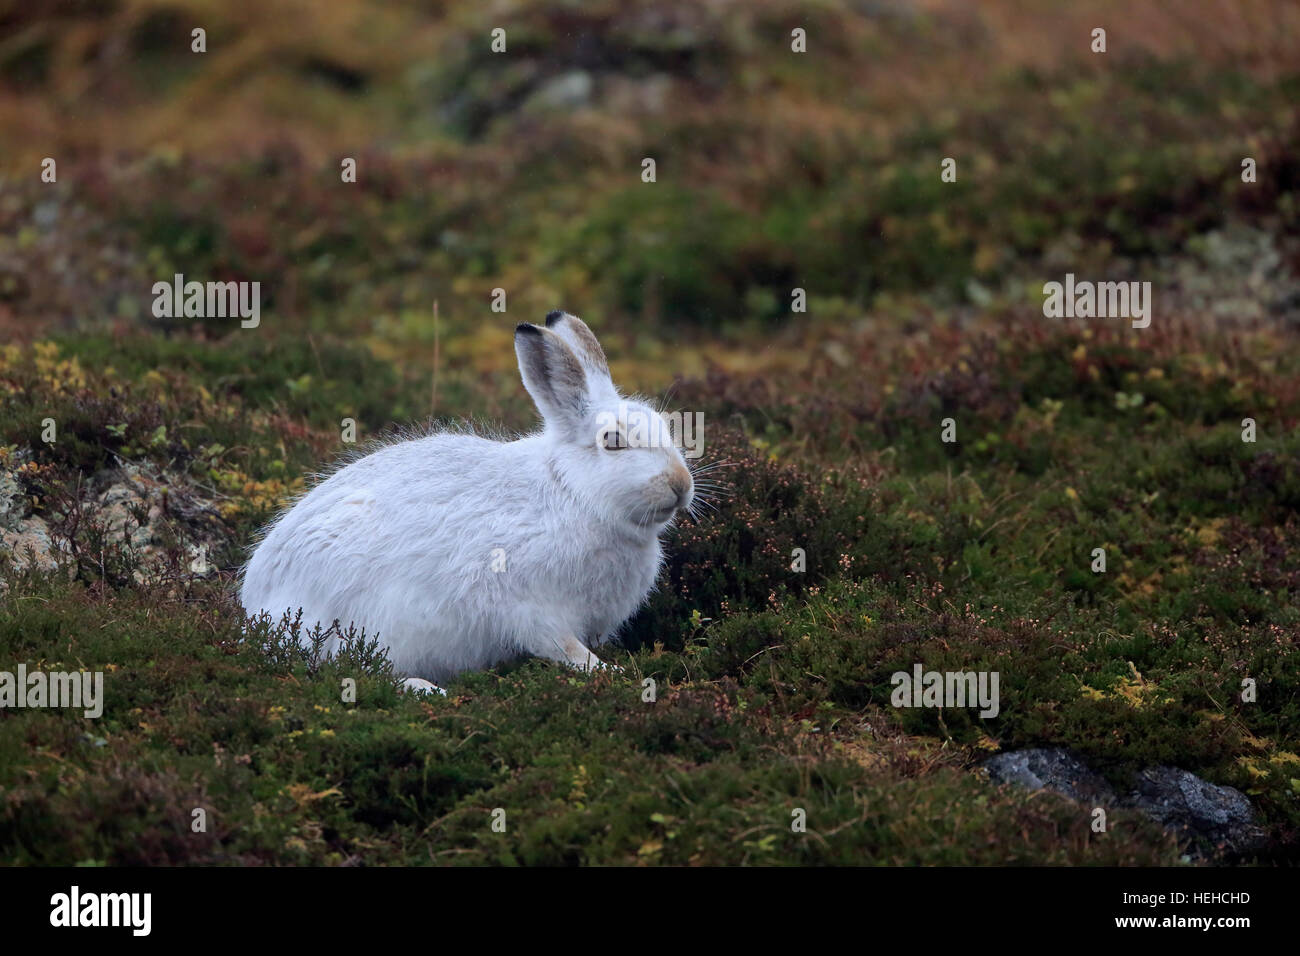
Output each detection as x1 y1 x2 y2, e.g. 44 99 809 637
1 0 1298 864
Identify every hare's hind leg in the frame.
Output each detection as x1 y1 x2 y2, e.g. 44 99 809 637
400 677 447 696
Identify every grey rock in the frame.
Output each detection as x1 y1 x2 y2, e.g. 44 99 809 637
0 469 25 529
983 748 1263 858
0 462 60 579
1126 766 1264 854
0 457 227 589
34 200 59 229
525 71 593 112
984 748 1116 804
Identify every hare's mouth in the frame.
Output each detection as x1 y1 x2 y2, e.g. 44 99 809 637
644 503 678 524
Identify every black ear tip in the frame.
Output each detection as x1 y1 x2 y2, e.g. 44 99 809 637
544 310 568 327
515 323 541 337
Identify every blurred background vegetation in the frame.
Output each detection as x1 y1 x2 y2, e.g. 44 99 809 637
1 0 1296 372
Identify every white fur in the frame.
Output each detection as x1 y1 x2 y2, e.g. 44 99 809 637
240 313 693 685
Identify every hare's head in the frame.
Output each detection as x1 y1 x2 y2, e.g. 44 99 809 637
515 311 694 530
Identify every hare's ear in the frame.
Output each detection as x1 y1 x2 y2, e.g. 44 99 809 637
544 311 614 397
515 323 589 430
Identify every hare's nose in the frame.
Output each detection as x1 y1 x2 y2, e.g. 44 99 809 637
668 466 692 507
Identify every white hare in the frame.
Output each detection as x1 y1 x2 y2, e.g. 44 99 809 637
240 311 694 693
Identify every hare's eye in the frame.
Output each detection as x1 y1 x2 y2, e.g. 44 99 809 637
602 429 628 451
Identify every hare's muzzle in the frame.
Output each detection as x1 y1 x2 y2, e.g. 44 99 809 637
668 465 693 510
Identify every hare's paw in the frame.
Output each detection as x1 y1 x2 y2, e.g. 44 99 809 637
400 677 447 696
545 635 621 673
